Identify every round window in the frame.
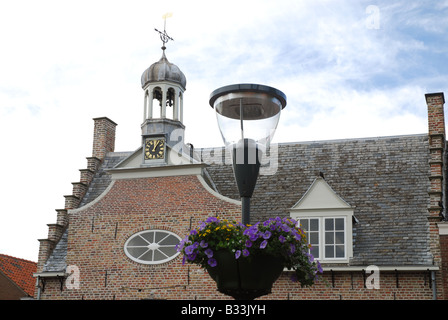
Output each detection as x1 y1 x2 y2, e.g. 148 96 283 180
124 230 182 264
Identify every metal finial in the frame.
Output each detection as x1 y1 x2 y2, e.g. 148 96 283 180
155 13 173 50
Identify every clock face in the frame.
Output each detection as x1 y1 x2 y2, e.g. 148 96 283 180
145 138 165 160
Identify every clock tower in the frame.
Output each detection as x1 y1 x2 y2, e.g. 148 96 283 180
140 28 187 165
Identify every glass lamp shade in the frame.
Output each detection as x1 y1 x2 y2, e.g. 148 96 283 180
209 84 287 147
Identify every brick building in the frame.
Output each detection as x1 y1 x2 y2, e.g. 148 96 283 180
33 43 448 300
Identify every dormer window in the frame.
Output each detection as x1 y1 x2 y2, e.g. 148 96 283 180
289 177 354 263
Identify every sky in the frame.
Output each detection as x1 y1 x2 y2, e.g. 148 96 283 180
1 0 447 262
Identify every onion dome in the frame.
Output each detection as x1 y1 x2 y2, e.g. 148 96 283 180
141 50 186 90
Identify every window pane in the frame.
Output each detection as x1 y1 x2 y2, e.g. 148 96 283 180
128 236 148 247
335 218 344 230
160 235 180 246
127 247 148 257
154 232 164 242
336 245 345 258
311 246 319 258
139 250 153 261
325 218 334 230
310 219 319 231
325 245 334 258
140 232 155 243
300 219 309 231
310 232 319 245
159 246 177 256
325 231 334 244
153 250 166 261
336 232 344 244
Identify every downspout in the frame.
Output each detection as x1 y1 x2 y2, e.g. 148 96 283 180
35 276 41 300
431 271 437 300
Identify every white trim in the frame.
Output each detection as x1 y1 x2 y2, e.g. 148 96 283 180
320 266 439 272
196 175 241 206
282 265 439 272
438 222 448 235
291 177 354 210
33 272 67 278
107 163 206 180
69 180 116 214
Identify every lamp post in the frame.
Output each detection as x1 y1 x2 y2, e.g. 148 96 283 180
209 84 287 225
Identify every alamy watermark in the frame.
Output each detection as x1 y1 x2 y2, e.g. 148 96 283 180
365 265 380 289
168 128 279 176
366 5 380 29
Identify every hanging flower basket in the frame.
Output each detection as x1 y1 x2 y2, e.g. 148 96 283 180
176 216 322 300
206 250 284 300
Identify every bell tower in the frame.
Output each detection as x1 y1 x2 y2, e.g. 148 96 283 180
140 20 187 165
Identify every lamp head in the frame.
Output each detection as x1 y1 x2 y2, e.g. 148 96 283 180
209 84 286 147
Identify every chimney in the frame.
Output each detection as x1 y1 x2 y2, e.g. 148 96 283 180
92 117 117 160
426 92 445 219
427 93 446 136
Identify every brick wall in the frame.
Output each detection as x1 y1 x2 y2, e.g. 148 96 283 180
38 175 241 300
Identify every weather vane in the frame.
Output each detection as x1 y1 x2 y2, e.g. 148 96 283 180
155 12 174 49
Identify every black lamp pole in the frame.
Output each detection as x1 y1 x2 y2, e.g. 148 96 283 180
232 138 261 225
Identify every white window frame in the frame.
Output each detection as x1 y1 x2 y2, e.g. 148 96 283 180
124 229 182 265
293 211 353 264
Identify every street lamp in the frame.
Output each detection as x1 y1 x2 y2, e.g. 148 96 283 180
209 84 287 225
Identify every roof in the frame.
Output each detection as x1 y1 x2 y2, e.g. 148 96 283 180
203 134 433 266
0 254 37 296
42 134 434 271
141 50 187 90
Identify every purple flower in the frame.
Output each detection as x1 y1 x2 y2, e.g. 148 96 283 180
249 233 259 241
242 249 250 257
205 248 213 258
260 240 268 249
289 243 296 254
235 250 241 259
185 245 195 255
187 252 197 261
200 240 208 248
190 229 198 236
208 258 217 267
306 252 314 262
279 235 285 243
263 231 272 239
205 217 219 223
244 227 259 241
245 240 252 248
317 261 323 273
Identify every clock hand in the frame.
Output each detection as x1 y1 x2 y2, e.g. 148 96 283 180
152 140 160 152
